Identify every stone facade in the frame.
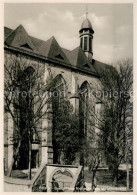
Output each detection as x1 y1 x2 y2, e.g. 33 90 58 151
4 17 107 172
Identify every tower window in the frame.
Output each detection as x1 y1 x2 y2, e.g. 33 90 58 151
80 37 83 48
89 37 92 52
84 37 87 50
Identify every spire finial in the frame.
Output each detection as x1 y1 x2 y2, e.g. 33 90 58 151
86 4 88 18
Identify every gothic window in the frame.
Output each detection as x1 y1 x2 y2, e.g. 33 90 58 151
79 81 90 137
52 74 66 107
52 74 66 164
79 81 90 166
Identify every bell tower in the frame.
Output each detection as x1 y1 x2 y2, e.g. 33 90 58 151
79 8 94 61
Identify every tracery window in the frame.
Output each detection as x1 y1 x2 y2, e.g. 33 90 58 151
79 81 89 137
52 74 66 164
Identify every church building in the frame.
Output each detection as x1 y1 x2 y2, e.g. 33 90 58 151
4 15 108 172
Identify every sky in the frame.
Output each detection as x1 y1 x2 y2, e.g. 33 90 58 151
4 3 133 64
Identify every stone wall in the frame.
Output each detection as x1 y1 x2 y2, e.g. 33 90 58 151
4 49 101 171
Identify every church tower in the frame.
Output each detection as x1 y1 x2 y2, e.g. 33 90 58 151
79 11 94 61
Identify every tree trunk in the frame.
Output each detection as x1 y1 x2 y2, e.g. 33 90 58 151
28 136 32 180
126 163 129 191
91 171 97 191
7 139 21 177
113 166 118 186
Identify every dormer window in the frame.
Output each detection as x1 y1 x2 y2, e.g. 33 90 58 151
55 54 64 60
84 63 90 68
20 43 32 50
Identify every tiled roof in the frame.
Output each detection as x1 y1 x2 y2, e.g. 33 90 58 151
38 36 53 56
5 25 37 52
4 25 106 77
4 27 12 40
77 47 95 73
67 47 79 67
65 46 96 73
45 36 70 64
62 48 71 55
92 60 114 75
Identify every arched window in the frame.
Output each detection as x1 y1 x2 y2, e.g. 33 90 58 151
79 81 90 137
79 81 92 166
52 74 66 164
52 74 66 106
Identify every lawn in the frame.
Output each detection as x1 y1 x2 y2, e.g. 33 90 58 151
84 168 133 188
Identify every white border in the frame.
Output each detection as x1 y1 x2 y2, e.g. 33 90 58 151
1 1 136 195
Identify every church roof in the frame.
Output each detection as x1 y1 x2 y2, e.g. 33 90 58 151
5 25 37 52
4 25 104 77
65 46 96 73
92 59 115 76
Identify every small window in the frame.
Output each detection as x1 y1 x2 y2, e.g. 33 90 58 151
84 37 87 50
89 37 92 52
84 63 90 68
80 37 83 48
20 43 32 50
55 54 64 60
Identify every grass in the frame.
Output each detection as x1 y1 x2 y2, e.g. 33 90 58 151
84 169 133 188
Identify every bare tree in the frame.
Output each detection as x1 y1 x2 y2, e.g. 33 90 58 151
79 59 133 187
99 59 133 186
4 55 54 179
78 82 103 190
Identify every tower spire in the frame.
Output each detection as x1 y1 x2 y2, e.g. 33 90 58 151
86 4 88 18
79 6 94 61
